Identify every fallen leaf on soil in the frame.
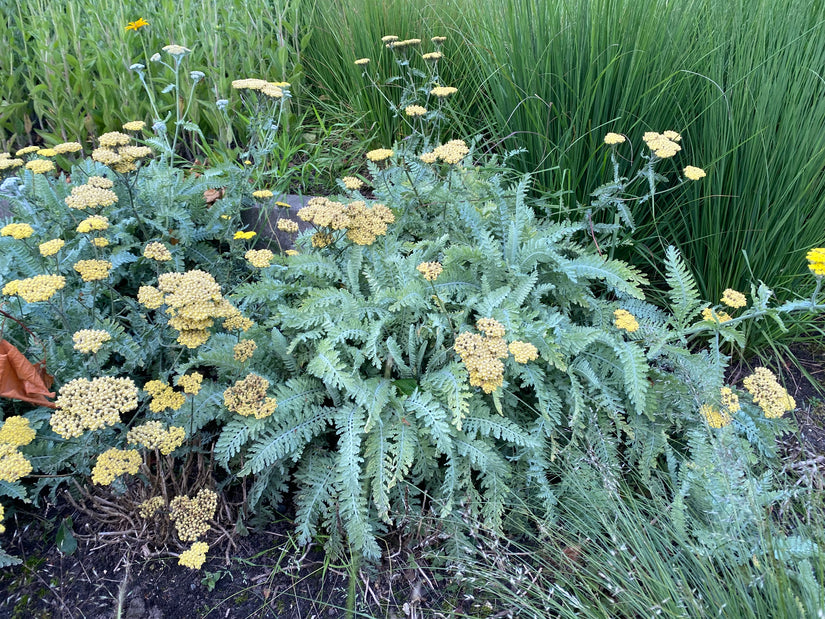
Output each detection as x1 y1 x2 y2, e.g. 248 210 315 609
204 187 224 205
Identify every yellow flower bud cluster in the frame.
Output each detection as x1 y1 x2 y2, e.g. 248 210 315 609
223 312 254 332
341 176 364 190
0 157 24 170
92 132 152 173
683 166 706 180
25 159 55 174
701 307 732 324
73 259 112 282
144 379 186 412
700 404 731 429
2 274 66 302
51 376 139 438
721 288 747 308
53 142 83 154
508 341 539 364
170 489 217 541
603 132 626 145
419 139 469 165
122 121 146 132
16 146 40 156
224 374 277 419
143 242 172 261
127 421 186 455
178 542 209 569
233 339 257 362
91 448 142 485
231 79 289 99
177 372 203 395
151 270 237 348
0 443 33 482
806 247 825 277
298 197 395 246
366 148 394 162
416 261 443 281
700 387 741 429
643 131 681 159
137 285 164 309
277 219 299 233
312 232 333 248
454 318 510 394
613 309 640 333
64 181 118 210
405 105 427 117
93 237 110 248
0 416 36 446
234 230 256 240
742 367 796 419
1 223 34 239
72 329 112 354
245 249 274 268
429 86 458 98
138 496 166 519
0 504 5 533
39 238 65 257
252 190 273 199
76 215 109 233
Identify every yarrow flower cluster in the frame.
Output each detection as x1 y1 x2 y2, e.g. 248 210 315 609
76 215 109 233
223 312 254 332
51 376 139 438
64 179 118 210
508 341 539 364
603 132 626 145
298 197 395 246
25 159 55 174
0 417 36 447
341 176 364 190
416 261 443 281
143 270 237 348
614 309 640 332
39 239 65 257
127 421 186 455
3 274 66 302
144 379 186 412
430 86 458 98
700 387 741 428
143 242 172 261
138 496 166 519
277 219 299 233
234 230 256 240
721 288 747 308
405 105 427 117
170 488 217 541
806 247 825 276
233 339 257 362
245 249 274 268
91 448 142 485
252 189 274 199
366 148 394 162
231 78 290 99
223 374 277 419
1 223 34 240
454 318 510 394
74 259 112 282
122 120 146 132
0 156 24 170
0 444 33 483
742 367 795 419
643 130 682 159
179 542 209 569
177 372 204 395
92 132 152 173
72 329 112 354
420 140 469 165
683 166 706 180
701 307 732 323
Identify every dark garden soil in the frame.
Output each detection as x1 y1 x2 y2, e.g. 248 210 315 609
0 346 823 619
